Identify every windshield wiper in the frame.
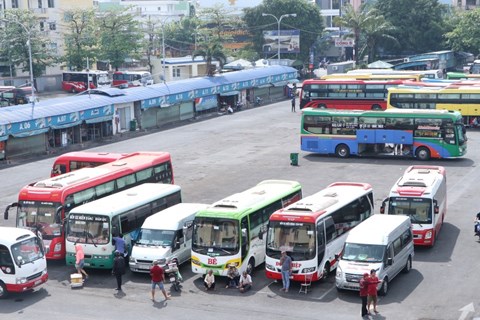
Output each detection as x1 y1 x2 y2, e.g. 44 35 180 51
407 212 423 227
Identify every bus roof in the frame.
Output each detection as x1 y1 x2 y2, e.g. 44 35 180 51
302 108 462 119
0 226 36 244
270 182 372 223
391 165 445 197
69 183 181 215
321 74 420 81
195 180 302 220
303 79 405 85
388 86 480 93
63 70 108 74
53 151 128 163
142 203 209 230
345 215 410 245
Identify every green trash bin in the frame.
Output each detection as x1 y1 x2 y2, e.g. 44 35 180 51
129 119 137 132
290 153 299 166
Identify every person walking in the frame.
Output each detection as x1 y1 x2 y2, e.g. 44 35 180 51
359 272 369 317
279 251 292 292
112 251 126 291
291 95 296 112
238 271 252 293
150 260 171 301
367 269 382 314
74 244 88 280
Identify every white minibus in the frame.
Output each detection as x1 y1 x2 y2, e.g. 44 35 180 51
335 214 413 296
0 227 48 298
129 203 209 273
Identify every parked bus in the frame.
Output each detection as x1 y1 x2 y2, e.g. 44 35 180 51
321 74 422 81
62 71 111 93
0 86 35 106
300 79 406 110
300 108 467 160
51 151 128 177
112 71 154 88
348 69 443 79
65 183 182 269
191 180 302 276
0 227 48 298
387 86 480 124
4 151 174 260
446 72 480 80
265 182 374 283
380 165 446 247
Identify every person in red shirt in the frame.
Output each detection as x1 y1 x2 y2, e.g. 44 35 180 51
150 260 171 301
359 272 369 317
367 269 382 314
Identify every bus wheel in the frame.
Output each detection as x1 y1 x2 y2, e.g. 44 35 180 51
322 263 331 280
0 282 8 299
415 147 431 161
71 87 76 93
371 104 382 110
246 258 255 275
318 104 327 109
403 256 412 273
379 277 388 296
335 144 350 158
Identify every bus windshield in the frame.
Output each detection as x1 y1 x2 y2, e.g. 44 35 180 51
11 236 45 266
266 221 316 260
136 229 175 247
388 197 432 224
17 201 61 240
192 218 239 256
342 243 385 263
66 213 110 245
456 124 467 145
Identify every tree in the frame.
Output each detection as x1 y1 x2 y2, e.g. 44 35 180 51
243 0 323 63
192 41 227 76
359 15 397 63
163 17 200 57
444 9 480 57
374 0 449 55
0 9 57 80
63 9 98 71
96 8 143 71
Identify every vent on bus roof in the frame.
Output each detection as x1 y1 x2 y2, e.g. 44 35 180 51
401 180 427 187
214 204 238 209
288 207 313 212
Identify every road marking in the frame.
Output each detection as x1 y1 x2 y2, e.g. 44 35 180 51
458 302 474 320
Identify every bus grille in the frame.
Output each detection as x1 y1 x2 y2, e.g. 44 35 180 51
27 272 43 281
345 273 362 283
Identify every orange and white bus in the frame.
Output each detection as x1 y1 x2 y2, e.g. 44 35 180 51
4 152 174 260
51 151 128 177
265 182 374 283
380 165 446 247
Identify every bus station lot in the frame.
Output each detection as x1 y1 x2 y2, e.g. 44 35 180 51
1 100 480 320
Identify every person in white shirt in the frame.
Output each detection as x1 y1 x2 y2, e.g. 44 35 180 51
238 271 252 293
204 269 215 291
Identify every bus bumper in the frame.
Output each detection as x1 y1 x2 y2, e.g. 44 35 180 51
6 270 48 293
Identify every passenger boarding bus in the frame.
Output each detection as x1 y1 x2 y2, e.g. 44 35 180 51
191 180 302 276
51 151 128 177
301 108 467 160
0 227 48 298
65 183 182 269
265 182 374 283
380 165 446 247
4 152 174 260
62 70 111 93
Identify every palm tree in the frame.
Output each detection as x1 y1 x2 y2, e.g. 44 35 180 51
334 3 381 65
192 41 227 76
360 16 397 64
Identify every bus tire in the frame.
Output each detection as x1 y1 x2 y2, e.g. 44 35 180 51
0 281 8 299
371 104 382 110
379 277 388 296
415 147 431 161
322 263 331 280
335 144 350 158
71 87 76 93
318 104 327 109
246 258 255 275
403 256 412 273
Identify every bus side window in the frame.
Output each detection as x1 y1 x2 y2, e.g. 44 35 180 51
324 217 337 243
0 245 14 269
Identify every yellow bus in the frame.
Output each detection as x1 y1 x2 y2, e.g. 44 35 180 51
387 86 480 123
321 73 422 81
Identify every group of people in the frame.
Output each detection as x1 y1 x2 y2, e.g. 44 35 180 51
204 266 252 293
359 269 383 318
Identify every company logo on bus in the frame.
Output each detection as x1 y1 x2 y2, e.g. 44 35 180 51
208 258 218 265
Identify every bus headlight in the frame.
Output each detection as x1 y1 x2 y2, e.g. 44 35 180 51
129 256 135 262
191 258 201 266
425 230 433 239
53 242 62 252
266 263 275 271
301 267 316 273
16 277 27 284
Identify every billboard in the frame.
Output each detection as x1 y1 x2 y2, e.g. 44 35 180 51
263 30 300 54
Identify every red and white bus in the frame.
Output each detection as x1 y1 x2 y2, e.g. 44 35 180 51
51 151 128 177
265 182 374 282
4 152 174 260
112 71 154 88
62 71 111 93
300 79 407 110
380 165 446 247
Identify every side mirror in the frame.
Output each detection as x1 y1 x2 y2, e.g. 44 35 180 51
380 198 389 214
434 205 439 214
387 258 393 266
4 202 19 220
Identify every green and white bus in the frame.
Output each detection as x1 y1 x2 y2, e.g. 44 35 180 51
191 180 302 276
65 183 182 269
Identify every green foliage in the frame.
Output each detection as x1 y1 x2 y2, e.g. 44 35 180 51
445 9 480 56
374 0 449 54
243 0 323 63
96 8 143 71
0 9 57 79
192 41 227 76
359 13 398 63
63 9 98 71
